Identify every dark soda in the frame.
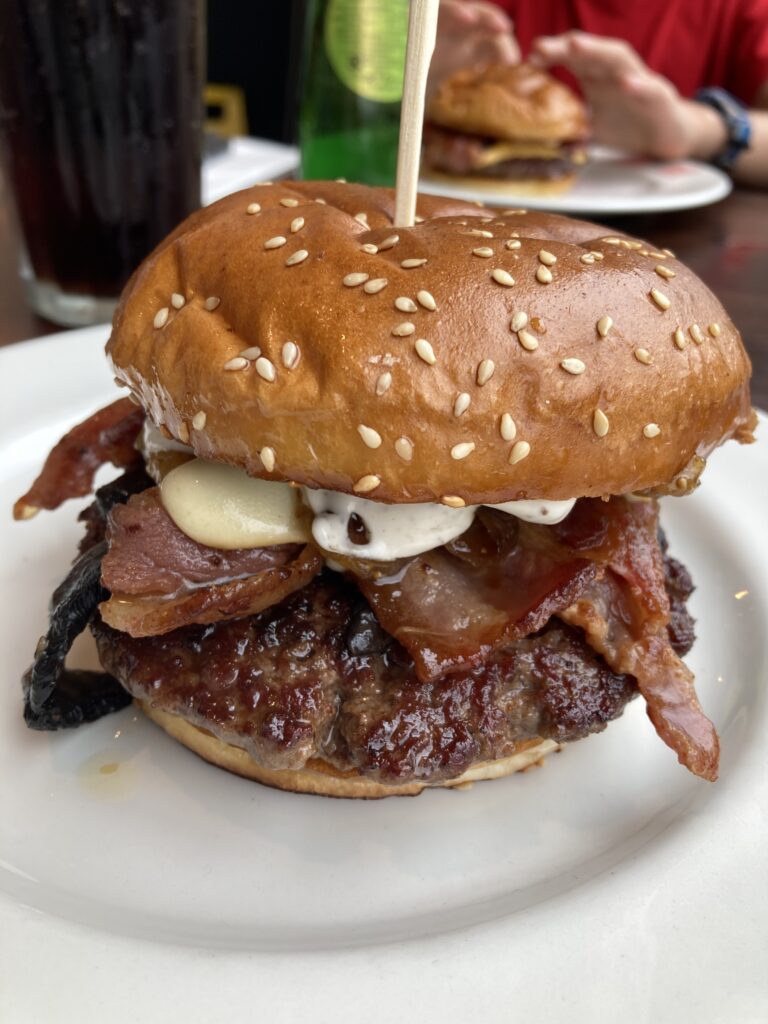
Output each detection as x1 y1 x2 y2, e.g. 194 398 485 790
0 0 204 316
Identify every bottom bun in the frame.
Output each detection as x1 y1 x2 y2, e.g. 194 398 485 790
139 701 560 798
422 169 577 197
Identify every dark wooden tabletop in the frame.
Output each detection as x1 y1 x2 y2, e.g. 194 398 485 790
1 182 766 409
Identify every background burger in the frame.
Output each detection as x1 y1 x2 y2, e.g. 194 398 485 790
423 63 588 194
16 181 755 797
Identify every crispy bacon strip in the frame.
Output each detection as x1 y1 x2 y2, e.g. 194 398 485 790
559 503 719 784
14 398 144 520
356 508 598 681
99 488 322 636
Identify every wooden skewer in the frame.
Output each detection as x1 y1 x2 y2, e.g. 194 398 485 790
393 0 440 228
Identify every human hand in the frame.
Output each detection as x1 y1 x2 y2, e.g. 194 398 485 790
531 31 726 160
428 0 520 101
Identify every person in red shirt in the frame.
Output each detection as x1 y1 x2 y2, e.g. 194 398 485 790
431 0 768 185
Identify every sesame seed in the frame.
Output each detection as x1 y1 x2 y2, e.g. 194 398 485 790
708 322 721 337
375 371 392 396
282 341 300 369
259 447 276 472
239 346 261 360
502 208 527 216
505 239 522 250
591 251 604 261
153 307 169 329
518 329 538 351
624 240 644 250
674 327 687 349
508 441 530 465
596 315 613 338
580 253 595 265
491 268 515 287
689 323 704 344
171 293 185 309
634 348 652 364
655 264 676 280
468 228 494 237
538 249 557 266
510 311 528 332
378 234 399 251
500 413 516 441
643 423 661 439
358 424 382 449
593 409 610 437
224 356 248 371
290 217 305 233
353 474 381 494
392 321 415 337
415 214 425 223
472 247 493 258
280 197 299 207
285 249 309 266
536 265 553 284
204 296 221 311
314 197 327 204
394 437 413 461
441 495 466 508
662 248 675 258
476 359 495 385
414 338 436 364
395 296 418 313
255 356 276 382
177 422 190 444
354 212 369 226
361 243 379 255
401 258 427 268
650 288 671 311
454 392 471 417
417 290 437 311
560 358 586 375
603 237 621 245
364 278 388 294
334 177 346 183
192 411 206 431
246 202 261 215
451 442 475 460
343 272 369 287
264 235 286 249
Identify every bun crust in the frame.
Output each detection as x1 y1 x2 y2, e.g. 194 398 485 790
108 180 754 505
427 63 588 142
140 701 559 798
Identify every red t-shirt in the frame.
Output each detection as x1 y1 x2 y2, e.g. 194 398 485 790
490 0 768 104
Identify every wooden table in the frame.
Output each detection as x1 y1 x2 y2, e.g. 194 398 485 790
1 184 766 409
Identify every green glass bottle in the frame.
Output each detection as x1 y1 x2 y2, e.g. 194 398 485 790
298 0 409 186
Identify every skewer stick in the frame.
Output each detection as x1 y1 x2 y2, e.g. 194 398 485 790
393 0 440 227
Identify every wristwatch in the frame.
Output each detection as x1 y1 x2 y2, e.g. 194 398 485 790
695 87 752 170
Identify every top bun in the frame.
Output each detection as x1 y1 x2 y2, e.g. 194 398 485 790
427 63 588 143
108 180 754 506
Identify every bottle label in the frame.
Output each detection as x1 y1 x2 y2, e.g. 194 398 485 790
324 0 408 103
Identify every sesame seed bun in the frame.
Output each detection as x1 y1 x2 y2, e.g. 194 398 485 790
139 701 559 798
427 63 588 143
108 180 754 505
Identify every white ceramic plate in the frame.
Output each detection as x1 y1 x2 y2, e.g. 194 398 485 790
1 328 766 1023
419 146 733 215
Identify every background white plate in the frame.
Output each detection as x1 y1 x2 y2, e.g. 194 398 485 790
419 146 733 215
1 328 766 1023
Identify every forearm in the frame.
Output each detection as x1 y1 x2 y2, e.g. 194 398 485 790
681 100 768 187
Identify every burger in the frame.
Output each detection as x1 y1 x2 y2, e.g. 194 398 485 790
16 181 755 797
423 63 588 194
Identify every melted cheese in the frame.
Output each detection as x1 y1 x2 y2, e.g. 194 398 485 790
160 459 310 549
474 140 563 168
158 459 576 560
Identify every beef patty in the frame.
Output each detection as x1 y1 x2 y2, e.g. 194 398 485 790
92 561 695 785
